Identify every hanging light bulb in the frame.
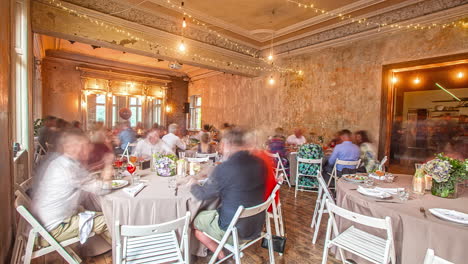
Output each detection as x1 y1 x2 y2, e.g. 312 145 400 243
178 40 186 52
268 76 275 85
182 17 187 28
391 77 398 83
298 70 304 76
267 53 273 61
457 72 464 79
414 77 421 84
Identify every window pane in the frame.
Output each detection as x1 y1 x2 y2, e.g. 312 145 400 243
96 94 106 104
96 105 106 122
130 97 136 105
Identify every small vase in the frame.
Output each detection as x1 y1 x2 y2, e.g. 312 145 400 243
431 180 458 199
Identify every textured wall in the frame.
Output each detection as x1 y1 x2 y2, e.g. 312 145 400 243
189 27 468 147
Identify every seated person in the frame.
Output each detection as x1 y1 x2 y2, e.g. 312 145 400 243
118 121 136 152
286 128 307 146
162 123 186 153
31 130 112 247
325 129 360 180
354 130 378 172
191 128 267 259
196 132 216 154
267 127 287 157
87 129 114 171
133 129 174 158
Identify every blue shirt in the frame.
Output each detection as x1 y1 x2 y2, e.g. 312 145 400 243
119 128 136 150
328 141 360 171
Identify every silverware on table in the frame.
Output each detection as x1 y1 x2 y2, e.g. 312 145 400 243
375 200 401 204
420 207 427 218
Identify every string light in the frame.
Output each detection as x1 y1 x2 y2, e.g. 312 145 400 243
267 54 274 61
287 0 467 31
182 17 187 28
178 39 186 52
46 0 301 74
268 76 275 85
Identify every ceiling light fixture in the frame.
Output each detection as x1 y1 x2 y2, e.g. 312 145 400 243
182 17 187 28
457 71 464 79
268 76 275 85
391 77 398 83
267 54 274 61
413 77 421 84
178 40 186 52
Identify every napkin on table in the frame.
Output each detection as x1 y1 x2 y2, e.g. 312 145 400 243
123 183 146 197
374 187 404 195
357 186 392 199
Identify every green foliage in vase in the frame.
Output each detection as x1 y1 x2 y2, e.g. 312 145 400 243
435 153 468 183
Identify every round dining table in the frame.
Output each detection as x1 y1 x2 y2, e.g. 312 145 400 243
100 169 218 262
336 174 468 264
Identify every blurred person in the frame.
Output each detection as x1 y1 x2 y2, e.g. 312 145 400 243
286 128 306 146
88 129 114 171
354 130 378 172
162 123 186 153
31 130 113 247
135 122 145 137
152 122 159 130
327 132 341 148
443 140 466 160
390 116 404 162
71 120 83 132
195 124 212 140
191 128 267 259
196 132 216 154
38 115 57 151
267 127 287 156
118 121 136 152
325 129 360 178
133 129 173 158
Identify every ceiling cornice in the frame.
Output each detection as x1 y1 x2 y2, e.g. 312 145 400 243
276 3 468 58
272 0 468 56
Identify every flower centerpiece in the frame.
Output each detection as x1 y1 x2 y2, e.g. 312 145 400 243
152 153 177 177
423 154 467 198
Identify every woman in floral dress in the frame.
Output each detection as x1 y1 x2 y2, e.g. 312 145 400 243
297 143 324 188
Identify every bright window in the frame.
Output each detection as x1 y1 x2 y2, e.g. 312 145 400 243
129 96 142 127
189 95 202 130
112 95 127 127
86 94 106 127
149 99 162 126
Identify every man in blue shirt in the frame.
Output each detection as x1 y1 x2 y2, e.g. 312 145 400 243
118 121 136 152
325 129 360 180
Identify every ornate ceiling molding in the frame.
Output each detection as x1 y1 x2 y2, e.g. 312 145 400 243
60 0 260 57
271 0 468 56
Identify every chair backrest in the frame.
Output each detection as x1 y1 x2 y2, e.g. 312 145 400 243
239 194 276 219
118 212 191 238
195 152 218 159
297 157 323 176
335 159 361 167
19 178 33 193
326 199 391 231
317 173 334 203
187 157 209 163
423 249 454 264
265 151 277 159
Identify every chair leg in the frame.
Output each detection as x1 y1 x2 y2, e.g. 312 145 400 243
23 231 36 264
232 229 241 264
266 217 275 264
279 163 291 188
10 234 25 264
312 195 327 244
311 187 323 228
278 204 285 237
321 218 333 264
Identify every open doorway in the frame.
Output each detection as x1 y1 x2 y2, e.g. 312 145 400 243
380 55 468 174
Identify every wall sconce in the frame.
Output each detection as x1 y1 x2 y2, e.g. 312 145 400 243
107 92 112 98
457 71 464 79
81 100 87 107
391 77 398 84
165 105 172 113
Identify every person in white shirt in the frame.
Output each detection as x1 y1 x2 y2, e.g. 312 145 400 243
286 128 307 146
31 130 112 246
133 129 174 158
162 123 186 153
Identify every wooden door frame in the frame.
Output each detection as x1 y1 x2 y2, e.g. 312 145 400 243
378 52 468 160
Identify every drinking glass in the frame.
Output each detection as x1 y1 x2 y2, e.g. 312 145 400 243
131 173 141 185
364 177 374 187
178 151 186 159
129 156 138 164
384 173 395 183
398 189 410 201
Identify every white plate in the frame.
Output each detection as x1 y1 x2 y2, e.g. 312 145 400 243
342 174 368 183
357 186 392 199
429 208 468 225
111 180 129 189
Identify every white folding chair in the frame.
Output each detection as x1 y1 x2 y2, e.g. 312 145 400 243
423 249 454 264
311 172 334 244
34 143 47 164
207 195 276 264
266 151 291 188
187 157 210 163
295 157 322 197
268 176 285 238
378 156 388 171
327 159 361 189
115 212 191 264
12 192 92 264
14 177 34 205
322 200 395 264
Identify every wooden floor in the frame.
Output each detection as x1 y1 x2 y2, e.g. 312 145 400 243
32 186 340 264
